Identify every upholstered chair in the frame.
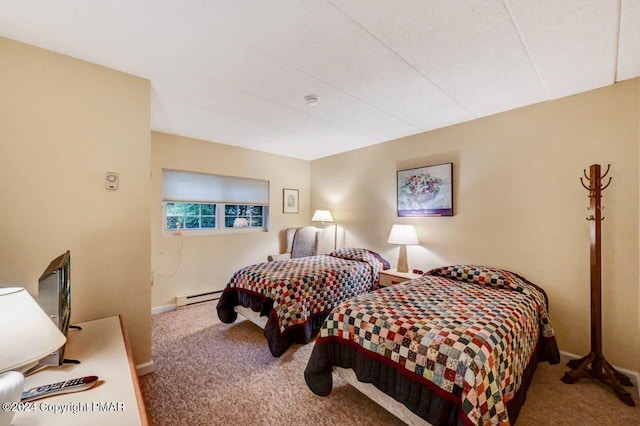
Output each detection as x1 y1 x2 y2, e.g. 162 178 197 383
267 226 320 261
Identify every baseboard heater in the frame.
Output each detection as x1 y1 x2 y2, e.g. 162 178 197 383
175 290 223 308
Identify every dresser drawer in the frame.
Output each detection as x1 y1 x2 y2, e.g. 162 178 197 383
379 273 406 287
378 269 422 287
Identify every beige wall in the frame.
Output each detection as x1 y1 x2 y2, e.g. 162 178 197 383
151 132 311 308
311 80 640 371
3 35 637 375
0 38 152 365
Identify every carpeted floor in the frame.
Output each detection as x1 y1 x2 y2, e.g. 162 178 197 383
140 302 640 425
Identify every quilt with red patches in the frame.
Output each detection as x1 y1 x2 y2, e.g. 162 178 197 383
305 265 560 425
217 248 388 356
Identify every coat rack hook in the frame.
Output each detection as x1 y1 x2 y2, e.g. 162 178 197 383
601 177 612 191
601 164 611 179
580 178 590 191
583 169 590 180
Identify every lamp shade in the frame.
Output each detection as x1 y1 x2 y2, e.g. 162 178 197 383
387 224 419 245
311 210 334 223
0 287 66 373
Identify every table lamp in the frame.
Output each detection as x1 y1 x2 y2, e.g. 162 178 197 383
0 287 67 426
311 209 337 250
387 224 419 273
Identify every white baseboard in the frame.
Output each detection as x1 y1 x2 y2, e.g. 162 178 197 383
560 350 640 397
136 360 156 376
151 304 176 315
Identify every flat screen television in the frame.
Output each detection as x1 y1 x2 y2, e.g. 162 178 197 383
35 250 71 369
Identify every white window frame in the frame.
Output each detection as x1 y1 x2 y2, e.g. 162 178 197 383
162 169 270 236
165 202 218 231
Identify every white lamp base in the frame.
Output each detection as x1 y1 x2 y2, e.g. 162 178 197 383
0 371 24 426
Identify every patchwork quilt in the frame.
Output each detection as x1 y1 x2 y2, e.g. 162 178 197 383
216 248 389 356
305 265 560 426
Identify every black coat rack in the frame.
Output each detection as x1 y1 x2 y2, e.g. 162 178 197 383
561 164 635 406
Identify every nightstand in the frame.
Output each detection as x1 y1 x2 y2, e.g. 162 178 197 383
378 268 423 287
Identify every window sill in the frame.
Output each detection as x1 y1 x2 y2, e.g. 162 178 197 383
162 227 268 237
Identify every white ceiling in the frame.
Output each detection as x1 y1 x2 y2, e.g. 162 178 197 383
1 1 639 160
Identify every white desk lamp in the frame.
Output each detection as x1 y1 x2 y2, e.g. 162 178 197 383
311 209 337 250
0 287 66 426
387 224 419 273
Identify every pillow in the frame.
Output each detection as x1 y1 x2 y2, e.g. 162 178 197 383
367 250 391 270
328 248 390 270
426 264 527 292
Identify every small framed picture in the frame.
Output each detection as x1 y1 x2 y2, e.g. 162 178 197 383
397 162 453 217
283 188 299 214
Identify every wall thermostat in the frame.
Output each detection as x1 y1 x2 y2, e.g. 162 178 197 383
105 172 119 190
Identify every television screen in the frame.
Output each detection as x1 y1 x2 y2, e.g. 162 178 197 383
36 250 71 368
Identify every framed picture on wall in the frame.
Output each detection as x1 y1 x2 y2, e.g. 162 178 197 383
283 188 299 214
397 162 453 217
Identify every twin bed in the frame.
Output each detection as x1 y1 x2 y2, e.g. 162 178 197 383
216 247 389 356
305 264 560 425
217 254 560 425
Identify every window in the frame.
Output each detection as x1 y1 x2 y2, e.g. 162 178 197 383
166 203 216 230
224 205 264 228
162 169 269 234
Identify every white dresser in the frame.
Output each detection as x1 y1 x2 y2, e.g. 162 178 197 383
12 315 148 425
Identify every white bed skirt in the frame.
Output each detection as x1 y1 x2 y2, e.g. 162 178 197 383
333 367 431 426
235 305 268 329
235 305 428 425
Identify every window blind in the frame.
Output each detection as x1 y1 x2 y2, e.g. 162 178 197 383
162 169 269 205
